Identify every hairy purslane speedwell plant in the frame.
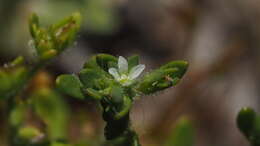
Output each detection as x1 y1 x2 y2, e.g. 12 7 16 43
56 54 189 146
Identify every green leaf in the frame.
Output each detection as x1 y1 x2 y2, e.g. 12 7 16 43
165 117 194 146
0 66 29 99
127 55 139 70
50 12 82 51
29 13 40 39
160 60 189 79
237 107 256 138
137 68 179 95
31 88 69 141
237 107 260 146
18 126 43 142
29 12 82 60
96 54 117 72
85 88 103 100
56 74 84 99
137 60 188 95
79 68 108 89
10 103 27 127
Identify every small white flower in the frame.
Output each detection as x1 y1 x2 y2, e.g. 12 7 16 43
108 56 145 86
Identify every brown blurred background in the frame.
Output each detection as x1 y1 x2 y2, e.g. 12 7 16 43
1 0 260 145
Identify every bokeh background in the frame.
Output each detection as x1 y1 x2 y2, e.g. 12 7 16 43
1 0 260 145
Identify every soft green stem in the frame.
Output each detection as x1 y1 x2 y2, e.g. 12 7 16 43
101 96 141 146
103 113 140 146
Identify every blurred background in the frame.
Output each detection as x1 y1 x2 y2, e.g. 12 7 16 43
1 0 260 145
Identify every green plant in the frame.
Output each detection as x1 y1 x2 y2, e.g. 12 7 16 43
56 54 188 145
237 107 260 146
164 117 194 146
0 10 191 146
0 12 81 146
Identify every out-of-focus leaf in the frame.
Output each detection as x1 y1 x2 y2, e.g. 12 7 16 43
164 117 194 146
56 74 84 99
29 12 81 61
237 107 256 138
0 57 29 99
31 88 69 141
18 126 43 142
237 107 260 146
10 103 27 127
51 141 71 146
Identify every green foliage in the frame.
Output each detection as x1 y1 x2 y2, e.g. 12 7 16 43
0 11 84 146
0 56 29 99
237 107 260 146
30 88 69 141
10 103 27 127
137 61 188 95
0 10 192 146
56 74 84 99
29 12 81 60
17 126 43 142
164 117 195 146
56 54 188 146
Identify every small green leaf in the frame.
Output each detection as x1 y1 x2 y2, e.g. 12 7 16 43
56 74 84 99
50 12 82 52
137 60 188 95
96 54 117 71
18 126 43 142
79 68 108 89
29 13 40 39
236 107 260 146
137 68 179 94
165 117 194 146
237 107 256 138
10 103 27 126
160 60 189 78
85 88 103 100
31 88 69 140
128 55 139 70
29 12 82 60
0 66 29 99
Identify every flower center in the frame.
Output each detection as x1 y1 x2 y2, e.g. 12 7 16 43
117 74 132 86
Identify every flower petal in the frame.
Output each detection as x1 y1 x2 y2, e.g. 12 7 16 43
129 64 145 80
109 68 120 79
118 56 128 74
